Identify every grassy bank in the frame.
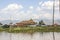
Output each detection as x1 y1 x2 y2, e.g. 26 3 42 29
0 27 4 32
0 26 60 33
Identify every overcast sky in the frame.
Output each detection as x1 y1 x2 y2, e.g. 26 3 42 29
0 0 59 22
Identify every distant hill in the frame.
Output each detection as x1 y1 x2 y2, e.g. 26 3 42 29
0 19 60 25
0 20 20 25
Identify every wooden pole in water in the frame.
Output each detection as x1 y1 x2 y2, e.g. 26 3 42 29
53 0 55 40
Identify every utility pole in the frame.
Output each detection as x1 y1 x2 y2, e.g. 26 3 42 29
53 0 55 40
59 0 60 13
53 0 55 26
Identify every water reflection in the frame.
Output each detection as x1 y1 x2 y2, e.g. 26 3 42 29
0 32 60 40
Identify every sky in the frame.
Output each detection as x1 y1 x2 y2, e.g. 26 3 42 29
0 0 59 24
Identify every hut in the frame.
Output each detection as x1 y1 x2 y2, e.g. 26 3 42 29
16 19 36 27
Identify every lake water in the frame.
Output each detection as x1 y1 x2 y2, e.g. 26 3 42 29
0 32 60 40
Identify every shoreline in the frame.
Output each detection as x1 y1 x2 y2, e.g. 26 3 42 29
0 26 60 33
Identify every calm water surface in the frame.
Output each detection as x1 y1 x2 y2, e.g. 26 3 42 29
0 32 60 40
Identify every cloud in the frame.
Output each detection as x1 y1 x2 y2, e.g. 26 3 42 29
36 1 59 20
0 3 23 14
0 16 6 21
40 1 59 10
36 7 42 12
41 1 53 9
0 3 24 20
29 6 34 10
0 0 59 23
39 1 43 5
4 3 23 10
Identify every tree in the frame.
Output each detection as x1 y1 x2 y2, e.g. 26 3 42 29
39 21 41 26
39 20 45 26
2 24 10 28
0 23 2 25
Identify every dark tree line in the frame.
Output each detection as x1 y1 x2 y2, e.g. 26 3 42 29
2 24 10 28
0 22 10 28
39 20 45 26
